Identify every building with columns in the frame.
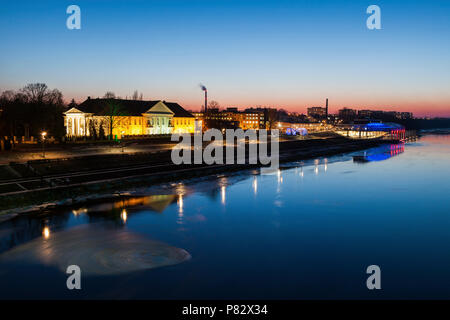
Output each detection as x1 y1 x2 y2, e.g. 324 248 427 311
64 98 195 138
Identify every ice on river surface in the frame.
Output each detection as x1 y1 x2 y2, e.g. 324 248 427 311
0 224 191 275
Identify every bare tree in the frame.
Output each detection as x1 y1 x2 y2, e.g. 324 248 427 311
46 89 64 105
266 108 278 129
103 91 116 99
102 99 127 139
98 121 106 140
1 84 65 139
0 90 15 102
21 83 48 103
131 90 144 100
208 100 221 110
88 118 98 140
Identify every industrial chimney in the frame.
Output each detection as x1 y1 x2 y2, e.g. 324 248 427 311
200 84 207 113
205 89 208 113
325 98 328 118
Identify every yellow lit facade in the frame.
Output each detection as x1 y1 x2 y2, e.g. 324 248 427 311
64 99 195 138
173 117 196 134
112 116 145 137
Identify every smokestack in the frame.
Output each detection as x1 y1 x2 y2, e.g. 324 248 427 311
325 98 328 118
200 84 207 113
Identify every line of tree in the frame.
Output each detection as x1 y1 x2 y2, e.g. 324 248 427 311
0 83 65 139
103 90 143 101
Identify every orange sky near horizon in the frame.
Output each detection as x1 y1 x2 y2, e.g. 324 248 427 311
67 93 450 118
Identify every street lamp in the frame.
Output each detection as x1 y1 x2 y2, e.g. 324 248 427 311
41 131 47 158
121 131 125 152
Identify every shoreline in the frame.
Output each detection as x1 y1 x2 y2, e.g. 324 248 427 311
0 137 396 216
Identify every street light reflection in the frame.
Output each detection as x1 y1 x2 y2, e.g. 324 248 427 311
178 194 184 214
43 227 50 239
221 186 226 205
121 209 127 223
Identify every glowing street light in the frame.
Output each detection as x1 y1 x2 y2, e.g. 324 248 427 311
41 131 47 158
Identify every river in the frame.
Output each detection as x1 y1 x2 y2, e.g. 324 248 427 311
0 134 449 299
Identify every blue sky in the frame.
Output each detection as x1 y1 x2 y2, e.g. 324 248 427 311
0 0 449 116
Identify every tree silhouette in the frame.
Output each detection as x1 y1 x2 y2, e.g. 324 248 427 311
102 99 127 139
208 100 221 110
103 91 116 99
0 83 65 139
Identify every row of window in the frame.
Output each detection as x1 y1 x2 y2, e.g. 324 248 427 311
146 117 194 126
174 119 194 126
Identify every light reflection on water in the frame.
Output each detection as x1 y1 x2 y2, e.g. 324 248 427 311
1 135 450 299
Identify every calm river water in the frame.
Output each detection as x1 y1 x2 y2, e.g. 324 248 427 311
0 134 449 299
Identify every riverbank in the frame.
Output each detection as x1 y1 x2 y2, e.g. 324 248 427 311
0 137 394 215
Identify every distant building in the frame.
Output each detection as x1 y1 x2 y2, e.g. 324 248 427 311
226 107 239 113
193 107 269 131
307 107 327 120
277 121 333 133
357 109 375 119
357 109 413 121
397 112 413 120
338 108 357 122
242 109 266 130
64 98 195 138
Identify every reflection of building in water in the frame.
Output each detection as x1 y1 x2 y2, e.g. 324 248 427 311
111 195 177 213
0 213 71 254
276 169 283 193
177 194 184 225
353 143 405 163
84 195 178 224
177 194 184 214
72 208 88 216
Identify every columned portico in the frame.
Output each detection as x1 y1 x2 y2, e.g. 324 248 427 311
142 101 174 135
64 108 92 137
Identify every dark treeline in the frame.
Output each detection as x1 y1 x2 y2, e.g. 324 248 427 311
402 118 450 130
360 114 450 129
0 83 65 140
